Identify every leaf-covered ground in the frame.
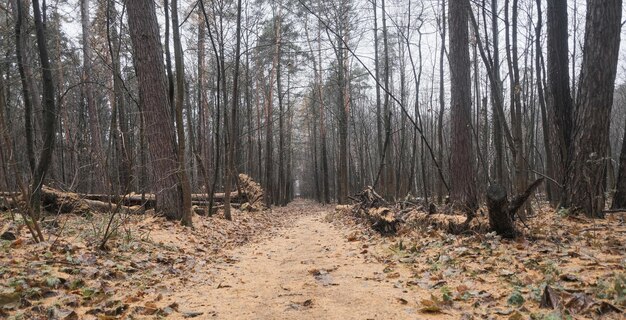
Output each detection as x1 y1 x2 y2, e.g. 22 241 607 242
0 204 301 319
1 200 625 319
331 205 626 319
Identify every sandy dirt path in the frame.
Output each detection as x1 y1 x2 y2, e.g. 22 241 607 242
166 202 426 319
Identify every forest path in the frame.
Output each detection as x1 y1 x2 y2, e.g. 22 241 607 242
166 200 426 319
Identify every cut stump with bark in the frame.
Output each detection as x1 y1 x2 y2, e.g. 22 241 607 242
487 178 543 238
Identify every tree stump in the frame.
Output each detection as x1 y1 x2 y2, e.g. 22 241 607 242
487 185 516 238
487 178 544 238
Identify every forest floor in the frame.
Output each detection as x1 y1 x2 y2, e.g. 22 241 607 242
1 199 625 319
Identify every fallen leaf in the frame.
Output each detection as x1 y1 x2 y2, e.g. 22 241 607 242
419 295 444 313
9 238 24 248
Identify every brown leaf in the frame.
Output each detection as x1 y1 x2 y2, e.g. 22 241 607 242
419 294 444 313
9 238 24 248
456 285 469 294
419 299 442 313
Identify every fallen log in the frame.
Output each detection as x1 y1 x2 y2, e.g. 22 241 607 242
77 191 244 209
76 193 156 209
82 199 143 215
41 186 144 214
0 173 267 214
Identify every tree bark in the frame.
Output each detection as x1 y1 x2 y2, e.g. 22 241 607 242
13 0 36 174
125 0 185 222
171 0 193 226
535 0 554 203
570 0 622 217
224 0 243 218
487 178 543 238
611 115 626 209
31 0 58 219
448 0 477 214
546 0 573 207
264 9 282 207
106 1 133 193
81 0 106 194
436 0 446 203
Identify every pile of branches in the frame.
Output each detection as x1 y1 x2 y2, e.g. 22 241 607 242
343 187 468 235
349 186 399 235
340 179 543 238
237 174 266 211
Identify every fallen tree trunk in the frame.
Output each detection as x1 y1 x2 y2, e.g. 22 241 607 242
76 191 243 208
38 186 141 214
1 174 267 214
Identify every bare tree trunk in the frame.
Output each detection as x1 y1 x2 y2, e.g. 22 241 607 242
504 0 527 214
13 0 36 174
31 0 58 219
337 4 350 204
612 115 626 209
125 0 186 222
199 0 222 215
277 32 285 206
546 0 573 207
224 0 243 218
245 11 253 178
380 0 392 201
171 0 193 225
448 0 477 214
373 0 382 163
81 0 106 193
535 0 553 203
264 9 282 207
106 0 133 192
437 0 446 203
490 0 505 184
304 17 321 202
164 0 175 107
317 9 330 204
570 0 621 217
